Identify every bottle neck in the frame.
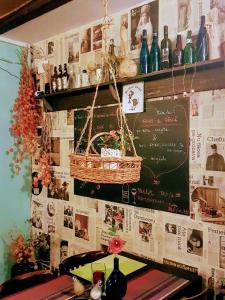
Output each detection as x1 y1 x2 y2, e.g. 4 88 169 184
164 26 168 39
109 45 115 55
176 36 182 49
152 34 158 43
200 16 205 27
113 256 119 270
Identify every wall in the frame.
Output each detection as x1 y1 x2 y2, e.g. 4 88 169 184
0 39 30 284
32 0 225 292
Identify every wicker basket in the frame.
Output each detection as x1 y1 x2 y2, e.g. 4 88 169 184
70 153 142 184
70 78 142 184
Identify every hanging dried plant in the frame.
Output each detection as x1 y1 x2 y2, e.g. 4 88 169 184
37 111 52 187
8 48 41 176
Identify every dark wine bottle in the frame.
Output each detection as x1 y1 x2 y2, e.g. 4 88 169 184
184 30 196 64
173 34 183 67
62 63 69 90
57 64 63 91
140 29 150 74
196 15 209 62
52 66 58 93
149 31 160 72
161 25 172 69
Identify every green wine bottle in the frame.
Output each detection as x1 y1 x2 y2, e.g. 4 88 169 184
184 30 196 64
161 25 172 69
149 31 160 72
140 29 150 74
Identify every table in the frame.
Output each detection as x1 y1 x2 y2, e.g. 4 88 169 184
2 254 201 300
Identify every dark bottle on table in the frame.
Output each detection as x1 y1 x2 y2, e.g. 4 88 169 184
196 15 209 62
173 34 183 67
57 64 63 91
161 25 172 69
149 31 160 72
52 66 58 93
184 30 196 64
140 29 150 74
62 63 69 90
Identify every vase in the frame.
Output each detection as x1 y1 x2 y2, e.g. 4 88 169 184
105 256 127 300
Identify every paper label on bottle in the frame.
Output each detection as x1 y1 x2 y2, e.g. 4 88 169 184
161 48 169 62
186 38 192 44
62 76 68 89
52 81 57 92
57 78 62 91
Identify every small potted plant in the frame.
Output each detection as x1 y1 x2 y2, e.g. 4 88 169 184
98 130 131 169
9 233 37 277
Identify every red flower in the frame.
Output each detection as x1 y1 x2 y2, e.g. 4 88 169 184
108 236 125 254
113 212 123 222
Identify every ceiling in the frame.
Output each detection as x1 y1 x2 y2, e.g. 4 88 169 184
1 0 143 44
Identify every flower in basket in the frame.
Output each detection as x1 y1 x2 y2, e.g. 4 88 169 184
10 233 35 264
108 236 125 255
98 130 131 152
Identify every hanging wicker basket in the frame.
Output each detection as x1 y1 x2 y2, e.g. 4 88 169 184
70 131 142 184
70 65 142 184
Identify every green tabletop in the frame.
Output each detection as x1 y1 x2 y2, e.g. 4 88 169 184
71 254 147 282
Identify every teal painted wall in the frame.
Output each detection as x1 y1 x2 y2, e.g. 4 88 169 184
0 41 30 284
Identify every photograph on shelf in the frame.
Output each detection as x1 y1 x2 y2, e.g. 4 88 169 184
47 171 70 201
64 32 79 63
60 240 68 262
190 182 225 224
207 0 225 59
31 200 43 230
120 13 128 56
177 0 191 32
46 39 56 58
47 137 60 167
187 228 203 257
75 213 89 240
93 24 102 50
32 171 43 196
81 27 92 54
122 82 144 114
130 1 159 50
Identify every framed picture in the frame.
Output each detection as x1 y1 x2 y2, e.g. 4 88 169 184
93 24 102 50
64 32 79 64
130 1 159 51
122 82 144 114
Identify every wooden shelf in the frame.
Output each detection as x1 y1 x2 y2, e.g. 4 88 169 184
37 58 225 111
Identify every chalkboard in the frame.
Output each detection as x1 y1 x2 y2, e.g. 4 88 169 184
74 98 189 215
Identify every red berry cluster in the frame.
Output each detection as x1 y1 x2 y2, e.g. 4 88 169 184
8 49 40 175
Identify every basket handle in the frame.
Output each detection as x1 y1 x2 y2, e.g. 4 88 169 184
85 131 110 155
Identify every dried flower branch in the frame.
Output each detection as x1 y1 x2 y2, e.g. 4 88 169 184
7 48 41 176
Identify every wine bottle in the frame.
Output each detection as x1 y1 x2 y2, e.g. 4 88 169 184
149 31 160 72
173 34 183 67
184 30 196 64
196 15 209 62
68 64 76 89
140 29 150 74
161 25 172 69
57 64 63 91
62 63 69 90
52 66 58 93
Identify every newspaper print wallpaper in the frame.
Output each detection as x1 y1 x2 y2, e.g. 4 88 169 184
32 0 225 290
